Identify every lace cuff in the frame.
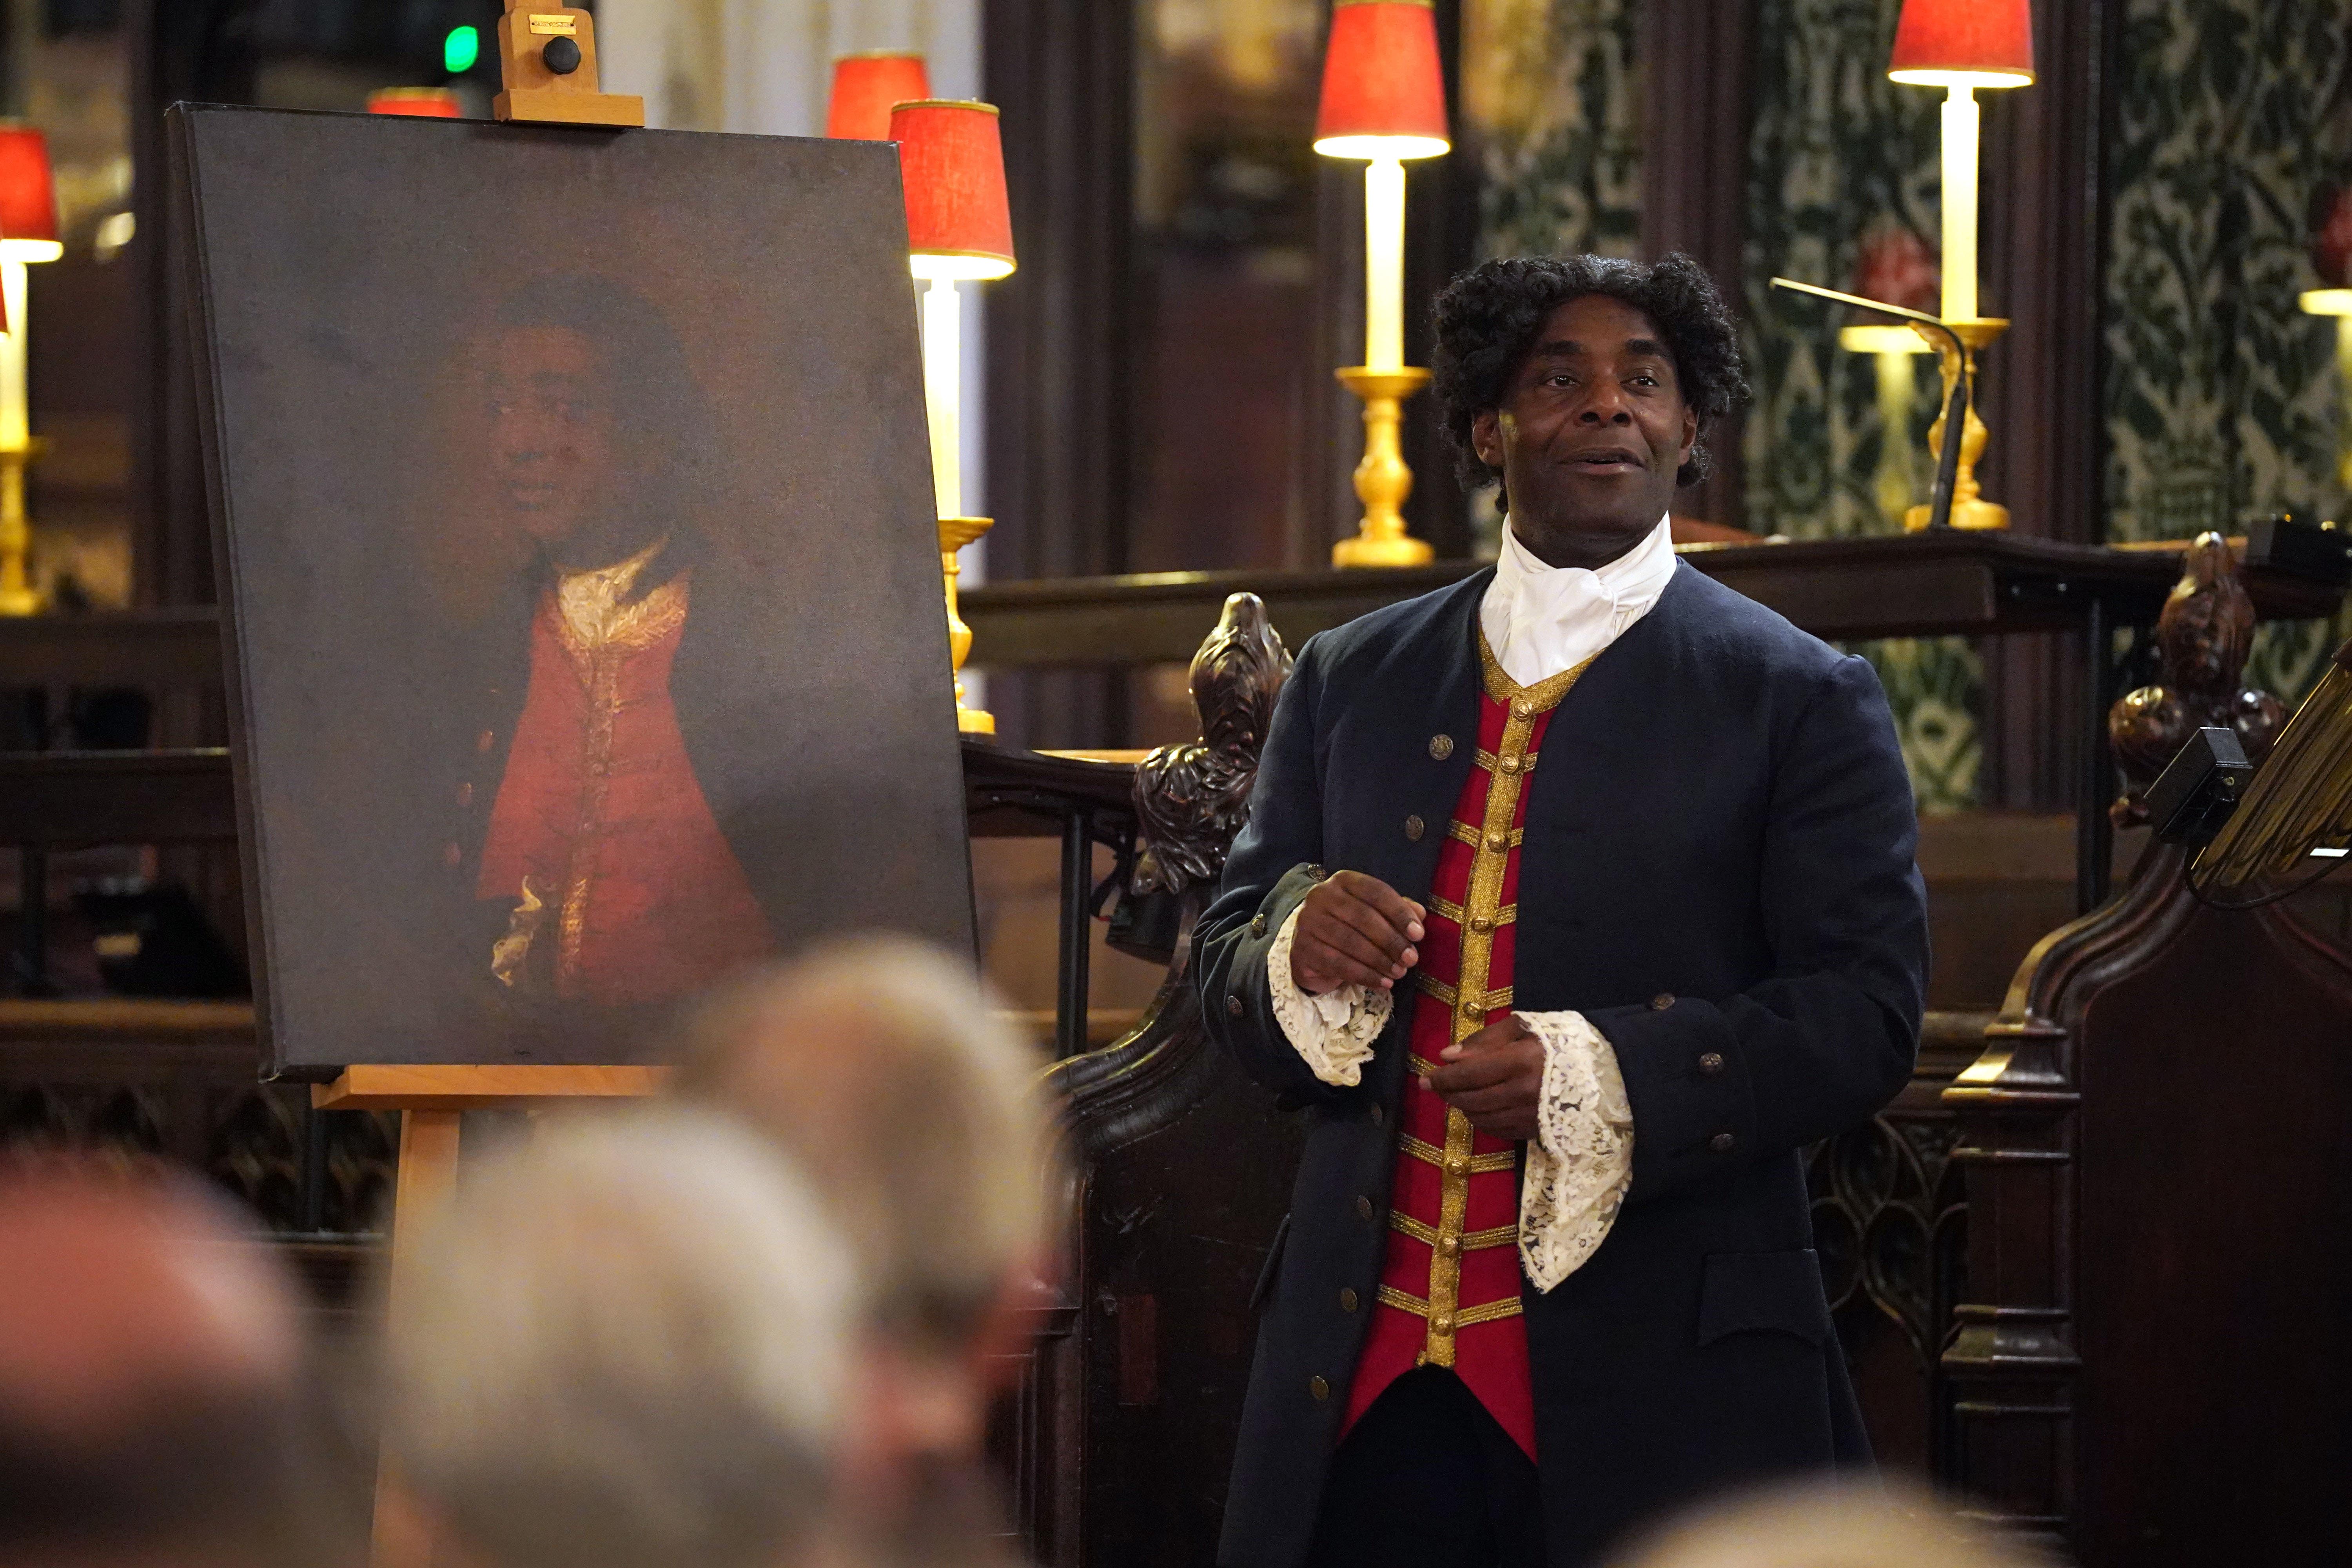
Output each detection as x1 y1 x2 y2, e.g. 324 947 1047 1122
1516 1010 1635 1292
1266 904 1392 1087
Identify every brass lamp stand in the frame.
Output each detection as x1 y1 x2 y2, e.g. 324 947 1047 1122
0 441 40 614
1332 366 1434 567
1903 317 2008 532
938 514 993 735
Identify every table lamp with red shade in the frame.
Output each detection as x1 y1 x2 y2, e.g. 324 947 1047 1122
891 99 1015 736
826 53 929 141
0 123 60 615
1887 0 2033 531
1314 0 1449 567
368 87 463 118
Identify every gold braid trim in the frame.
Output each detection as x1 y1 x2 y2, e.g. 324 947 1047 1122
1447 820 1524 850
1372 1284 1524 1326
1390 1211 1520 1251
1427 895 1519 928
1454 1296 1526 1327
1412 972 1512 1011
1397 1134 1517 1175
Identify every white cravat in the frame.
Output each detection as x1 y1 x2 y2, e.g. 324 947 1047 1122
1262 513 1675 1292
1479 512 1677 686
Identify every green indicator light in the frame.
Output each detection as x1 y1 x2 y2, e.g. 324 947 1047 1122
444 25 480 74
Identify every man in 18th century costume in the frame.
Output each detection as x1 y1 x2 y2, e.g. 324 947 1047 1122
1200 253 1929 1567
433 278 779 1014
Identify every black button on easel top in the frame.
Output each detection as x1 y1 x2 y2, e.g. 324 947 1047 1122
543 36 583 74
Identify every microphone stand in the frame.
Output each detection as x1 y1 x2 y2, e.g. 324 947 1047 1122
1769 277 1969 532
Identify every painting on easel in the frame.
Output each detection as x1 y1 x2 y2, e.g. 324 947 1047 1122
171 105 973 1075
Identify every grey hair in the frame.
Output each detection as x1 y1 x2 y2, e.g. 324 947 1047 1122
385 1107 855 1568
671 934 1056 1352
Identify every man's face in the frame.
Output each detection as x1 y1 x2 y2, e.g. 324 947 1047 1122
1471 293 1697 569
483 326 618 548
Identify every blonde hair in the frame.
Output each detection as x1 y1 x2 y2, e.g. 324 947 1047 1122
1609 1480 2054 1568
671 934 1056 1350
386 1107 854 1568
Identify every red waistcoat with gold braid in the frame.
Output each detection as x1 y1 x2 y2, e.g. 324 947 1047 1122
1339 643 1589 1461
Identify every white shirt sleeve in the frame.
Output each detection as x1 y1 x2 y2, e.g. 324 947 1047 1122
1512 1010 1636 1292
1265 903 1393 1087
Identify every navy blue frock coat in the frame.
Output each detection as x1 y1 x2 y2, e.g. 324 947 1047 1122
1197 563 1929 1567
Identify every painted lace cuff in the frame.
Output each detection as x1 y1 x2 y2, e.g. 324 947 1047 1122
1517 1009 1635 1293
1266 904 1393 1087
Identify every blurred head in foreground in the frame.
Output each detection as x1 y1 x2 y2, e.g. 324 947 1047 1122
0 1160 321 1567
385 1107 855 1568
672 936 1058 1528
1608 1479 2051 1568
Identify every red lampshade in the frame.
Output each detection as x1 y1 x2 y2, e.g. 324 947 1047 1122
828 53 931 141
1889 0 2035 87
1314 0 1449 159
0 126 55 245
368 87 462 118
890 100 1014 280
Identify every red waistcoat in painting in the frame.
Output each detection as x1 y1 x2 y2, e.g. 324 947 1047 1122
1340 646 1588 1461
475 569 775 1004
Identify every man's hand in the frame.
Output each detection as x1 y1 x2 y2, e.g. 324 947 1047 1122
1425 1015 1544 1142
1290 871 1425 995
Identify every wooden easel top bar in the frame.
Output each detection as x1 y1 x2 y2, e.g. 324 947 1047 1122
313 1063 668 1111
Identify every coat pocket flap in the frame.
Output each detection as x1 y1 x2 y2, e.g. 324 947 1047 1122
1697 1249 1831 1347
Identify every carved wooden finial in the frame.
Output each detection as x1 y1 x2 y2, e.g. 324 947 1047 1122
2108 532 2285 826
1131 593 1292 898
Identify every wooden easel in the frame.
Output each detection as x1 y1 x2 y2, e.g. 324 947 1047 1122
343 27 652 1568
489 2 644 128
317 1066 668 1568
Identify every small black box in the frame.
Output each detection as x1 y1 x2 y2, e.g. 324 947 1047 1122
2244 514 2352 585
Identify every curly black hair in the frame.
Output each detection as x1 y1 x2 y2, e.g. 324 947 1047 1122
1430 252 1749 508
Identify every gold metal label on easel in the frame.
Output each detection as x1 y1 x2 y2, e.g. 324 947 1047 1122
527 14 579 35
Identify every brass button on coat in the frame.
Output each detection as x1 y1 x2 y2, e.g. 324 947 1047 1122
1355 1195 1375 1221
1429 733 1454 760
441 841 463 868
1369 1103 1384 1127
1432 1312 1455 1334
1484 830 1508 852
1250 913 1267 937
455 781 474 808
1710 1132 1736 1153
1310 1376 1331 1401
1499 754 1522 775
476 729 497 754
1470 915 1494 935
1226 995 1245 1018
1339 1287 1360 1312
1651 992 1676 1011
1445 1154 1468 1176
1438 1233 1461 1257
1404 814 1425 842
1698 1052 1725 1075
1511 699 1533 720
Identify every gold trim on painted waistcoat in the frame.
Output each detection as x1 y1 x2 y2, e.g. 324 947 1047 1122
546 566 693 991
1410 632 1593 1368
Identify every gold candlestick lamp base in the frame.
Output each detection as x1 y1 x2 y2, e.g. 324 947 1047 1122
1332 365 1434 568
0 442 47 616
1903 317 2009 532
939 515 995 736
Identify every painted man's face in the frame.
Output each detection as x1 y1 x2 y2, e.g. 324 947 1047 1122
484 326 618 547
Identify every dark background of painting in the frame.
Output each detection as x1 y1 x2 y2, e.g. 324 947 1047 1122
174 104 971 1074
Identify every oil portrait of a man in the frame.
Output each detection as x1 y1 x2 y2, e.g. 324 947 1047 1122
448 280 777 1008
181 107 971 1072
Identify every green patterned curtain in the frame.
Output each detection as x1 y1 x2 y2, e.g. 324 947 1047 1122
2103 0 2352 704
1461 0 1642 260
1742 0 1980 813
